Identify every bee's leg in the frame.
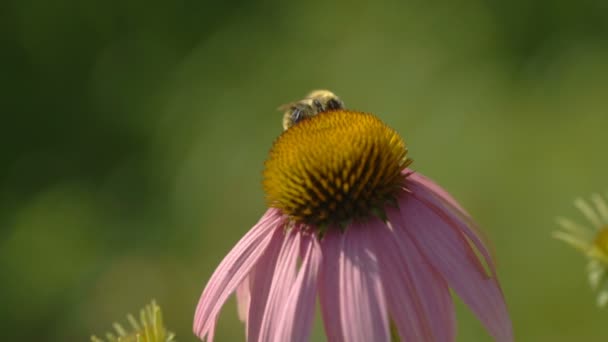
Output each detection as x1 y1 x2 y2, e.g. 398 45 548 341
326 98 344 110
291 103 313 124
291 107 303 123
313 99 324 113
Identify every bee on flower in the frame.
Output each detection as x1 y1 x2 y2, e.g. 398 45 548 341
279 90 344 130
553 193 608 307
194 90 513 342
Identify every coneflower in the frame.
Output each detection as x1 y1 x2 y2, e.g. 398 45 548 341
554 193 608 307
194 91 512 342
92 300 175 342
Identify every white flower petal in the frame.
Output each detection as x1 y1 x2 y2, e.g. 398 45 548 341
552 231 591 252
575 198 602 230
555 217 593 240
591 194 608 225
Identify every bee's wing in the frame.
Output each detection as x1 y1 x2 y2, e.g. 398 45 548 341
277 101 298 112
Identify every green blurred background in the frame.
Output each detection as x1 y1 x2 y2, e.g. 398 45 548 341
2 0 608 340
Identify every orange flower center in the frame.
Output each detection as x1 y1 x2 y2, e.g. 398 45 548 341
263 110 410 226
594 227 608 257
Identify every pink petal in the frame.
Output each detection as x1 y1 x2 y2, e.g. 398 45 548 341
319 229 345 342
369 216 456 342
405 170 467 214
235 276 250 322
208 323 215 342
389 197 513 342
193 208 284 340
340 222 390 342
274 234 322 342
246 228 285 341
258 229 301 341
407 172 497 277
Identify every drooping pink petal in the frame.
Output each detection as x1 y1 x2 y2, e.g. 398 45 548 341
389 197 513 342
340 222 390 342
390 227 456 342
407 172 497 277
368 220 429 341
319 229 344 342
235 276 250 322
257 229 301 341
208 322 215 342
274 234 322 342
406 171 468 214
245 228 285 341
193 208 285 340
370 216 456 342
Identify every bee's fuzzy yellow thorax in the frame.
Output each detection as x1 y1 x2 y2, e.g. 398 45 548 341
263 110 410 226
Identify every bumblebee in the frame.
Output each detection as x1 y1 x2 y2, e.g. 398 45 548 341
280 90 344 130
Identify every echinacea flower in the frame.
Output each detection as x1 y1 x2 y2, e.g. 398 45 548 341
194 98 512 342
91 300 175 342
554 193 608 306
